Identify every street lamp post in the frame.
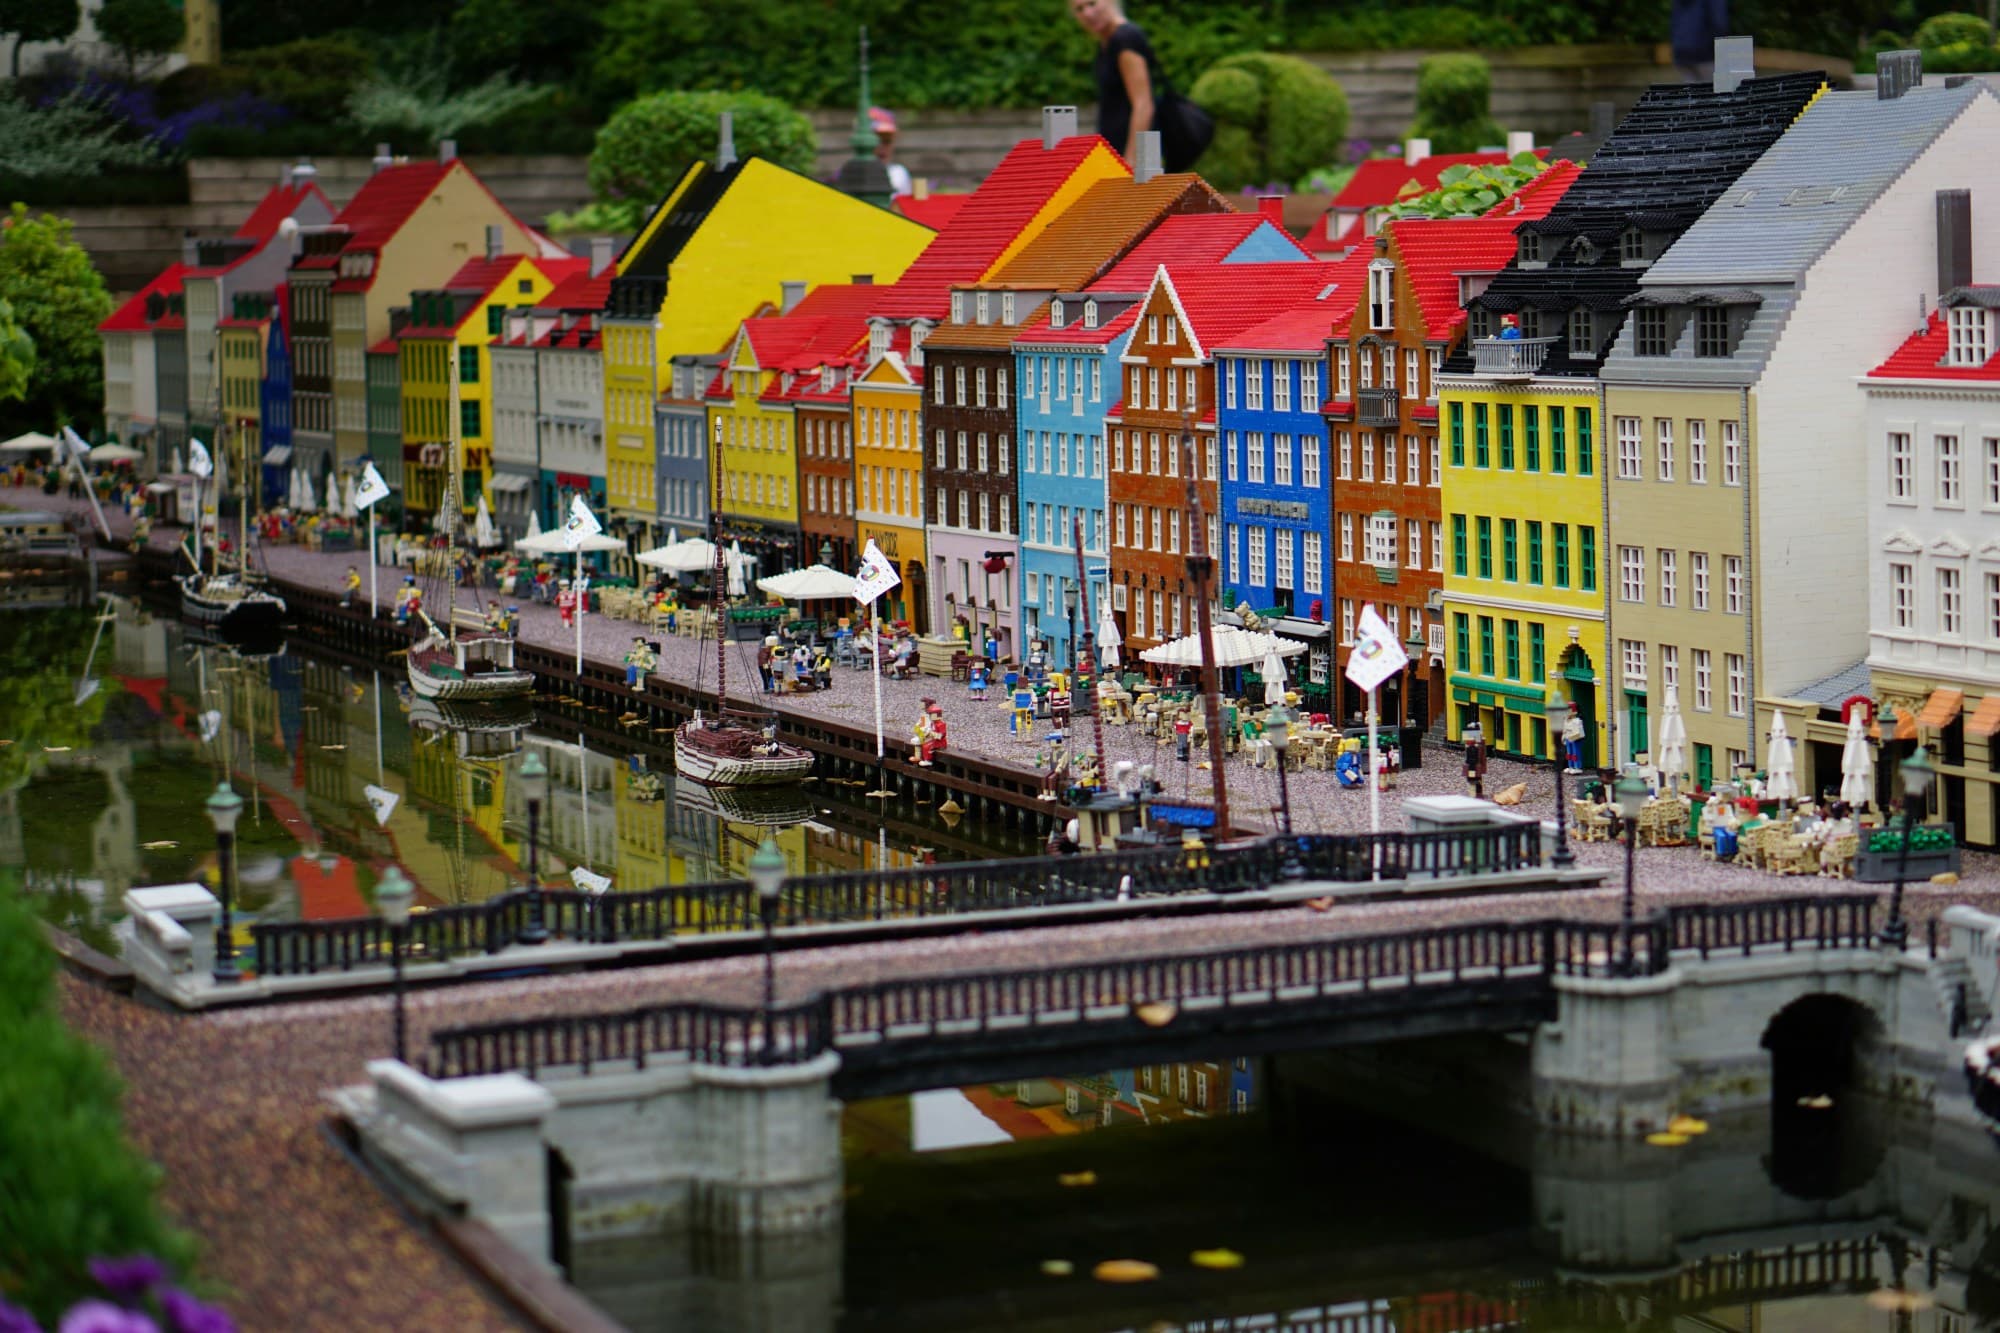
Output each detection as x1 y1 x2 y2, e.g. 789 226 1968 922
1062 580 1079 673
375 866 415 1063
818 539 834 568
205 783 244 985
518 751 550 946
750 836 787 1064
1545 694 1576 869
1613 773 1649 975
1880 745 1934 951
1267 705 1304 880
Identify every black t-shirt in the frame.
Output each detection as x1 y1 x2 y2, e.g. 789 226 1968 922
1094 21 1161 154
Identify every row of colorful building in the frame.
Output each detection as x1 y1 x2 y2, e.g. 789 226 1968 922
96 45 2000 846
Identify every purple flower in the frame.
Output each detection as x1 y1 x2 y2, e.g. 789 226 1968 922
56 1303 157 1333
158 1292 232 1333
85 1258 166 1304
0 1298 43 1333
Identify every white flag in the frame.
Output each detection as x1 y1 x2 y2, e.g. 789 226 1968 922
354 461 390 510
1344 602 1411 693
363 783 400 827
197 709 222 742
61 425 91 461
188 438 213 479
853 538 901 605
571 865 612 894
562 494 602 550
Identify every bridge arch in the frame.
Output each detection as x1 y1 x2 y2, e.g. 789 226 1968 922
1760 993 1886 1201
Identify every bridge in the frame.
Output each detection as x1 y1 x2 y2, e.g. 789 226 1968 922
334 891 1988 1276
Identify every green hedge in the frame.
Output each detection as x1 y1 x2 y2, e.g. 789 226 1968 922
0 168 189 208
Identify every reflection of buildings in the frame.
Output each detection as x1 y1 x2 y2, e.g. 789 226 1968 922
518 736 617 883
975 1059 1257 1137
613 759 669 891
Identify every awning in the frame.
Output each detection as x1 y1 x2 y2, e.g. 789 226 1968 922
1917 687 1964 730
489 473 534 493
144 482 175 494
1271 617 1333 640
261 446 292 466
1968 694 2000 740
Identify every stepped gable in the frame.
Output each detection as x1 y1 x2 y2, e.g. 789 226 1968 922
1452 70 1827 377
1386 159 1582 340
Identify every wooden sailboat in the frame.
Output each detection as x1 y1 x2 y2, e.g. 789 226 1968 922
179 420 285 636
406 355 532 702
673 456 812 787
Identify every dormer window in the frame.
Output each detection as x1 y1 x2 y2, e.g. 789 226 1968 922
1694 307 1733 358
909 322 928 364
1051 300 1065 329
951 292 966 324
1469 308 1492 340
1947 305 1993 366
869 323 889 360
975 291 990 324
1367 261 1394 330
1567 309 1595 358
1619 229 1649 268
1084 300 1098 329
1518 233 1543 266
821 366 835 391
1634 308 1672 357
1001 291 1015 323
1164 315 1177 345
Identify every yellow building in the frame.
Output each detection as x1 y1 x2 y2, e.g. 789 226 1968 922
216 293 272 485
850 350 928 629
613 764 669 893
601 152 938 552
395 254 572 515
1437 376 1605 764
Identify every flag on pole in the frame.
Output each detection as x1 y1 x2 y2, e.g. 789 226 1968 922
1344 602 1410 692
562 494 602 550
188 438 213 479
61 425 91 461
362 784 400 826
854 539 901 605
571 865 612 894
354 460 390 510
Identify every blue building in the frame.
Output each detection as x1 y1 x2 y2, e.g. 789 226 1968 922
259 291 293 509
1012 292 1143 670
657 351 720 538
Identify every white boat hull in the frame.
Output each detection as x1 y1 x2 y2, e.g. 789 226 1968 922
179 573 287 634
673 720 814 787
406 630 534 702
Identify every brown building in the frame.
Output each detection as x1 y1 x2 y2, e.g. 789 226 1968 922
796 379 858 574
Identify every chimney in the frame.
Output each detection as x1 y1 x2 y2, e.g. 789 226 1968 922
1133 130 1163 184
439 138 457 163
1877 48 1923 100
852 274 874 285
780 280 807 314
181 233 198 267
1256 195 1285 227
1404 137 1431 166
371 143 393 174
1937 189 1972 296
484 224 503 262
1042 105 1079 149
291 160 318 189
1590 102 1616 140
717 110 737 169
590 235 615 278
1505 129 1535 157
1713 36 1755 93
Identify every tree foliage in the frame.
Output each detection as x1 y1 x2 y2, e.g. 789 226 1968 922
586 89 816 207
94 0 183 72
0 205 112 438
1188 53 1350 193
0 0 79 77
1383 153 1548 220
0 297 32 404
346 33 551 141
1408 53 1504 155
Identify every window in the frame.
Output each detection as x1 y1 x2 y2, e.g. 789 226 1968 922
1245 360 1264 411
1247 431 1265 483
1720 555 1744 614
1497 406 1514 469
1406 434 1420 483
1381 348 1396 395
1725 653 1746 717
1304 531 1323 592
1693 649 1712 710
1688 419 1707 483
1658 549 1677 606
1407 519 1422 570
1404 350 1418 402
1430 521 1442 571
1249 527 1267 584
1578 526 1597 592
1938 565 1965 636
1223 360 1238 409
1721 420 1742 486
1659 644 1679 697
1225 431 1238 481
1655 418 1675 481
1477 516 1494 578
1891 561 1915 628
1939 434 1963 506
1527 521 1543 584
1549 407 1566 474
1302 435 1321 487
1338 431 1353 479
1519 405 1540 472
1454 613 1470 671
1274 433 1293 486
1367 513 1397 567
1164 364 1178 411
1276 529 1294 586
1150 507 1162 551
1169 510 1181 554
1502 519 1518 580
1985 436 2000 507
1479 616 1495 675
1368 261 1394 329
1635 307 1671 356
1474 404 1489 467
1304 360 1320 406
954 367 966 404
1577 410 1593 477
1451 514 1467 576
1505 621 1522 679
457 345 479 385
1360 432 1374 482
1449 402 1465 466
1989 571 2000 639
1429 436 1441 486
1529 623 1546 682
460 399 481 437
1619 545 1644 602
1616 416 1642 479
1274 362 1292 412
1622 639 1646 689
1341 599 1356 644
1947 305 1992 366
1692 552 1710 610
1552 523 1570 588
1567 308 1595 358
1089 362 1100 402
1340 513 1355 562
1336 346 1351 397
1695 307 1731 358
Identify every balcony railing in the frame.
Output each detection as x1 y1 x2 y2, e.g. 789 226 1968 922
1471 336 1557 378
1356 387 1399 426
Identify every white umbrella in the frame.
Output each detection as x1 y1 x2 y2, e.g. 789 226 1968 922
1656 686 1689 795
727 541 748 597
1839 711 1874 808
170 447 184 475
340 472 358 521
299 470 317 513
1765 709 1799 803
0 431 56 454
1141 626 1306 670
473 494 498 549
1097 591 1123 670
525 508 543 540
87 442 143 464
1261 649 1289 706
514 527 623 555
286 468 301 511
637 537 718 573
756 564 857 600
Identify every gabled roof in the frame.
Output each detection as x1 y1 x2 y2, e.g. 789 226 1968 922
334 160 456 253
535 268 611 316
894 193 971 230
1092 213 1309 291
99 263 188 334
401 255 587 337
1868 302 2000 383
1331 150 1543 210
1151 261 1347 359
1384 159 1582 340
236 179 332 243
1015 299 1143 349
985 173 1225 289
865 135 1121 319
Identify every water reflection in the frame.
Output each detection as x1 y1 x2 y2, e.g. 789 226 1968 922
6 600 1035 950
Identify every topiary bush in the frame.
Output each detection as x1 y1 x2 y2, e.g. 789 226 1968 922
1408 52 1504 155
1913 10 1992 50
585 89 816 211
1188 53 1349 195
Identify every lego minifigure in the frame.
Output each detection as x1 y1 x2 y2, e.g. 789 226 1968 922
1464 722 1488 799
1012 685 1037 738
1561 704 1585 775
968 659 989 701
341 565 361 608
910 698 948 765
624 636 657 690
394 576 422 626
556 580 578 629
1498 312 1522 341
1037 734 1068 801
1048 671 1072 732
1174 713 1192 762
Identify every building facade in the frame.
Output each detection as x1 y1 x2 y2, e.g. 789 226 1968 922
850 350 928 627
658 352 721 538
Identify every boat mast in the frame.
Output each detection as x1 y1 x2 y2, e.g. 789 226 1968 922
1070 513 1108 792
711 417 727 709
1181 416 1229 836
444 335 466 639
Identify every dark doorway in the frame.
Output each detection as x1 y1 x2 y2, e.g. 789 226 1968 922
1761 993 1886 1200
548 1146 575 1276
1560 646 1599 770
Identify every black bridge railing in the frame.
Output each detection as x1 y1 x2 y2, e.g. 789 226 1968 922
423 895 1880 1080
252 825 1546 978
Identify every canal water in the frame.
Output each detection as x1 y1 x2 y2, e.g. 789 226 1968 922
0 599 1037 955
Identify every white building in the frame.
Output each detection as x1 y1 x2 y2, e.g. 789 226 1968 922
488 309 552 543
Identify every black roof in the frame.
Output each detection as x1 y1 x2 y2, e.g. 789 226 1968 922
1446 71 1825 377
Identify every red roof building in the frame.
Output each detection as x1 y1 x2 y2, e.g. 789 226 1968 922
1309 148 1549 258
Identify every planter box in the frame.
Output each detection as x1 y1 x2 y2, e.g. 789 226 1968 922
1853 826 1961 883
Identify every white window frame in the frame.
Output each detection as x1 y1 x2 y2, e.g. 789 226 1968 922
1655 418 1675 481
1619 545 1644 603
1724 555 1744 614
1721 420 1743 486
1688 419 1707 483
1691 552 1710 611
1304 530 1323 593
1940 564 1965 637
1938 433 1963 507
1693 649 1712 711
1891 561 1915 629
1616 416 1643 480
1725 652 1747 717
1658 548 1677 607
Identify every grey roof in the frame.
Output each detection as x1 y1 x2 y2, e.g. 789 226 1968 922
1946 285 2000 309
1787 659 1872 707
1647 84 1987 286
